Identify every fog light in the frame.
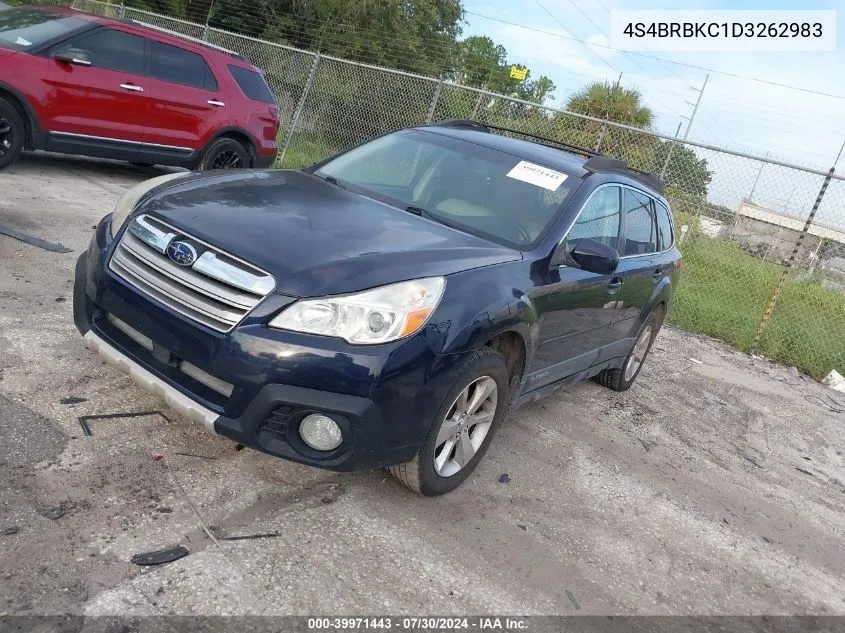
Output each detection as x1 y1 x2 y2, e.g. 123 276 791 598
299 414 342 451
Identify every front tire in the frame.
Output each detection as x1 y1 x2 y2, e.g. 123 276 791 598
594 304 665 392
387 347 510 496
0 97 25 172
197 138 250 171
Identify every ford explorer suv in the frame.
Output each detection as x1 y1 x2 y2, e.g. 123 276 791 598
73 120 682 496
0 5 279 171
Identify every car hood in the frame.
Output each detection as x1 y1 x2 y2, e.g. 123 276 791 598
134 170 522 297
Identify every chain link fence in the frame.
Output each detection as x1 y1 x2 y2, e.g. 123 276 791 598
13 0 845 379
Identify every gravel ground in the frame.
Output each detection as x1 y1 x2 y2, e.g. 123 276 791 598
1 152 844 616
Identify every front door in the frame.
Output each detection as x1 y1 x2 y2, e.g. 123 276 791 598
46 26 149 160
525 185 623 390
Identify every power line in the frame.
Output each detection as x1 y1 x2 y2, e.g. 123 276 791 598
465 10 845 101
530 0 691 124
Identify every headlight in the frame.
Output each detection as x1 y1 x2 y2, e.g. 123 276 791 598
110 172 189 237
269 277 446 344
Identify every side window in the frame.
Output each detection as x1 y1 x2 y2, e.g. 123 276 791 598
655 200 674 250
622 189 658 256
150 40 218 90
68 28 145 75
565 186 621 251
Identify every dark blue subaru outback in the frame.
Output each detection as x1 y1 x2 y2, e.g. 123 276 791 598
74 120 681 495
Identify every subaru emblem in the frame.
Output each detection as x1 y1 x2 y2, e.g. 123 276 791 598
166 240 197 267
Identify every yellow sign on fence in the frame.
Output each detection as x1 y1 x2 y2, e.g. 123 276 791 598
509 66 528 80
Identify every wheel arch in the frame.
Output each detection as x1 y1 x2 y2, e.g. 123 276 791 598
200 126 259 167
0 82 44 150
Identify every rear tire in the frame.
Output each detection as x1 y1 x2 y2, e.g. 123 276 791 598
387 347 510 496
0 97 25 172
197 137 250 171
594 304 665 392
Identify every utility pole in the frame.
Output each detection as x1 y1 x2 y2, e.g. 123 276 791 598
658 74 707 183
682 73 709 141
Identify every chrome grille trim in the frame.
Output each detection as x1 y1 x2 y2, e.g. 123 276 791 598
109 216 275 332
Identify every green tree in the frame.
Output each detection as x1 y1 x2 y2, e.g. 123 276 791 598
565 81 654 128
653 142 712 199
206 0 464 77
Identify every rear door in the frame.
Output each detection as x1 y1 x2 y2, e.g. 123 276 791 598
46 26 148 159
141 38 227 160
526 185 623 388
607 187 663 344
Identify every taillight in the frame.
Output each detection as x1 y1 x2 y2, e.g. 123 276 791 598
677 257 684 271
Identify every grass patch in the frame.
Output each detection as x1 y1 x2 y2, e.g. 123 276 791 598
275 134 342 170
670 234 845 379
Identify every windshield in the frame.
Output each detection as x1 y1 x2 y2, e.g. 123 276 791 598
0 8 88 51
314 130 576 248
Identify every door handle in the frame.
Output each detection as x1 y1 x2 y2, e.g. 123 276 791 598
607 277 622 295
207 99 225 107
120 83 144 92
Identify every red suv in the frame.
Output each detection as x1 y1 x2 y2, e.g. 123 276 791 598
0 5 280 171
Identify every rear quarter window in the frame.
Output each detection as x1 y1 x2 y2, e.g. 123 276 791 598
655 200 674 250
228 64 275 104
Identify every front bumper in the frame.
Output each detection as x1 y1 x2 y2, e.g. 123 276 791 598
73 218 464 471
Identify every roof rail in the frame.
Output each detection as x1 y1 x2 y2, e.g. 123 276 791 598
429 118 664 195
583 156 665 196
126 19 246 61
429 119 599 159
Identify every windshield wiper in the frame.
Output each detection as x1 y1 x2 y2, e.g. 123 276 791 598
317 174 346 189
406 205 446 222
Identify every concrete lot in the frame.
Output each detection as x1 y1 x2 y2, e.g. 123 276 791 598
1 152 845 616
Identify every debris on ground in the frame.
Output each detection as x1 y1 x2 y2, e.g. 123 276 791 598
130 545 190 566
823 369 845 393
41 506 66 520
59 396 86 405
4 526 19 535
498 473 511 484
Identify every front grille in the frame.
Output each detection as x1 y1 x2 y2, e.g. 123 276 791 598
109 215 275 332
261 406 298 441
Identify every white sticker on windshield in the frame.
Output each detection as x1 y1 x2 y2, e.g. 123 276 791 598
506 160 567 191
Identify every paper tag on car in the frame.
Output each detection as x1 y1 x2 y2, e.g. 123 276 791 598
506 161 567 191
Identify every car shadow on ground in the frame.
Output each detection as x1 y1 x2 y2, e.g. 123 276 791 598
12 151 184 179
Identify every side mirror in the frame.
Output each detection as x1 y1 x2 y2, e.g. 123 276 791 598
565 238 620 275
52 48 92 66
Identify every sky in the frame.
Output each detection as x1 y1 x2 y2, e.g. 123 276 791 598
461 0 845 221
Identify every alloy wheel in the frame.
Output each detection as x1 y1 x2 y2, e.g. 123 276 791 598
433 376 498 478
0 117 11 158
212 149 243 169
624 324 653 381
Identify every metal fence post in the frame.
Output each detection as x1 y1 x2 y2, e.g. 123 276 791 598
660 121 683 180
279 53 320 167
750 167 835 354
594 122 606 152
425 79 443 124
118 1 125 18
471 93 484 119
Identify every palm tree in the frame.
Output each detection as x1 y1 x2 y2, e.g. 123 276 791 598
566 82 654 129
